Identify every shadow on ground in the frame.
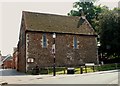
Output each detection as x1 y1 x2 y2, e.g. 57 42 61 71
0 69 26 76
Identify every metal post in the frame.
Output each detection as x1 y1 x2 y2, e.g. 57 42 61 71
64 68 66 74
115 63 118 69
53 54 56 76
80 66 83 74
97 45 100 65
97 41 100 72
85 66 87 73
52 33 56 76
93 66 95 72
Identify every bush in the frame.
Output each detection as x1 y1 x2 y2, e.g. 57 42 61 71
97 63 120 71
40 68 48 74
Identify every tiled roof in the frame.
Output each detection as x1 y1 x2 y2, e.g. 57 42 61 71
22 11 96 35
2 55 12 62
1 56 6 61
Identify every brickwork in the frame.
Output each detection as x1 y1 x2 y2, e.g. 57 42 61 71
17 15 26 72
18 45 26 72
26 32 97 70
3 60 13 69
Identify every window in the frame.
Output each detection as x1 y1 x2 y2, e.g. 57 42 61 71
42 33 47 48
27 58 34 63
73 36 79 49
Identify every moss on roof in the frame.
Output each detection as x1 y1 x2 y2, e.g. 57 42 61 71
22 11 96 35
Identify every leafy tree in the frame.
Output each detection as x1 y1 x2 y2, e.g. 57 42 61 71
98 8 120 58
93 6 110 34
68 0 102 30
68 0 120 60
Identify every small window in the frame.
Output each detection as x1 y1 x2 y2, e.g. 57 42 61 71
42 33 47 48
73 36 78 49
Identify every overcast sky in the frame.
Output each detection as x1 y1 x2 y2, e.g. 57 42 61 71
0 0 119 56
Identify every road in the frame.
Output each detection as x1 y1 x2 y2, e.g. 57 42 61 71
0 69 119 84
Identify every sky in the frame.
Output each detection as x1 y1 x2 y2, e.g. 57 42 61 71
0 0 119 56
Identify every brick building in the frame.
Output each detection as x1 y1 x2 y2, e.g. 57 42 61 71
18 11 98 72
2 55 13 69
12 47 18 70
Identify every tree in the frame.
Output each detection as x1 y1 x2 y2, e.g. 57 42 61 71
68 0 120 60
98 8 120 58
68 0 102 30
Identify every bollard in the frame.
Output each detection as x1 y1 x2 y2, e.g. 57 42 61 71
64 68 66 74
85 66 87 73
93 66 95 72
80 67 83 74
115 63 118 69
47 68 49 74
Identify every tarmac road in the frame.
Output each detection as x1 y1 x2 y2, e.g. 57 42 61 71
0 69 119 85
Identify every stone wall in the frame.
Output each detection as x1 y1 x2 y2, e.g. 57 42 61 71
26 32 97 70
17 17 26 72
18 45 26 72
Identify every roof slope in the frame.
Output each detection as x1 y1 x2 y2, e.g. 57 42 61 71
2 54 12 62
22 11 96 35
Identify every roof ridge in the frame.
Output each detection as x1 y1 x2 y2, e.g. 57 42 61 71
22 11 81 18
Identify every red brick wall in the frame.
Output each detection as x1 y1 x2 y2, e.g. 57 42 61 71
3 60 13 69
12 53 15 69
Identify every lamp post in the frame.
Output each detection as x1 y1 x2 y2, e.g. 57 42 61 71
52 33 56 76
97 41 101 65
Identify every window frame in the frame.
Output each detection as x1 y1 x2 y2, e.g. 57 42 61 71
73 36 79 49
42 33 48 48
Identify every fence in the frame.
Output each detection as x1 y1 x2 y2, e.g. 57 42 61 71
29 63 120 75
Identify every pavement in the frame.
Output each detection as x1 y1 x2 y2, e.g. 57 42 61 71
0 69 25 76
0 69 119 84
